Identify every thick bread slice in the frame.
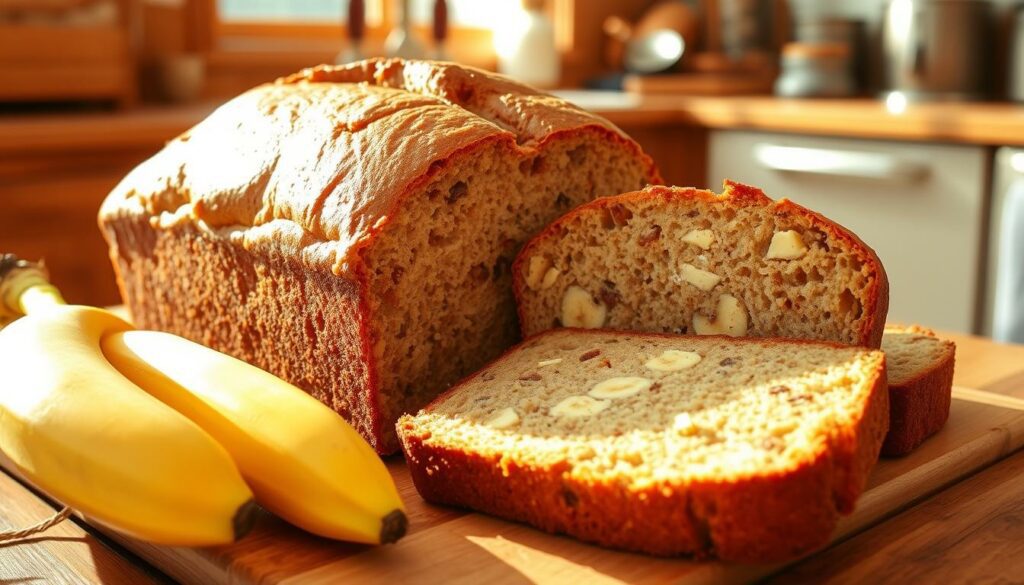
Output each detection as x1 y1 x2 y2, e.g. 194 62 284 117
98 59 659 454
881 325 956 456
397 328 889 563
513 182 889 348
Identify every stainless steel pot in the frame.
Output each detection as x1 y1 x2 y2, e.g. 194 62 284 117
1010 5 1024 102
881 0 994 100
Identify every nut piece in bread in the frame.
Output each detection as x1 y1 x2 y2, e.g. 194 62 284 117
680 263 721 291
682 229 715 249
693 294 748 337
766 230 809 260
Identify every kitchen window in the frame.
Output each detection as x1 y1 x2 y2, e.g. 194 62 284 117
203 0 509 65
186 0 576 97
218 0 353 22
217 0 497 27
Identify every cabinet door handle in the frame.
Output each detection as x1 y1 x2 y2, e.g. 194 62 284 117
753 144 930 182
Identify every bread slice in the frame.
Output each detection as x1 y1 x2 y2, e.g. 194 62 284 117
880 325 956 456
513 182 889 348
397 328 889 562
98 59 660 453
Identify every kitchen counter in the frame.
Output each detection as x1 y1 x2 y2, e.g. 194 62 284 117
2 331 1024 582
6 95 1024 157
566 93 1024 147
0 103 216 156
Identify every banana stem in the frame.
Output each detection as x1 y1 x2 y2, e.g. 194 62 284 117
18 284 67 314
0 254 67 320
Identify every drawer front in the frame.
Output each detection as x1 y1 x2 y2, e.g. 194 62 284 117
709 130 988 333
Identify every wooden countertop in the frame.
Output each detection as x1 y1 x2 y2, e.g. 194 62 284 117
592 95 1024 147
2 330 1024 582
0 103 216 155
6 95 1024 156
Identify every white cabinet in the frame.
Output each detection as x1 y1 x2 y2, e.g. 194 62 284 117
709 130 988 333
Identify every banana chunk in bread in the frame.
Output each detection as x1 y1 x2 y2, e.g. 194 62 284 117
513 181 889 348
398 328 889 563
880 325 956 456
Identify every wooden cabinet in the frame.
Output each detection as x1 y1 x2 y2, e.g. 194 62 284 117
0 106 207 306
0 0 138 108
1 150 150 305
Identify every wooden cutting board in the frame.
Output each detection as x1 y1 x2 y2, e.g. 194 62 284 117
61 387 1021 585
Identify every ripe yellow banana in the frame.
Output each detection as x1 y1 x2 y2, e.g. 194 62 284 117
102 330 408 545
0 304 256 545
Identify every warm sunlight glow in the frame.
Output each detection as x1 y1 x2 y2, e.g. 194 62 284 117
886 91 908 115
1011 152 1024 174
466 535 626 584
653 32 684 61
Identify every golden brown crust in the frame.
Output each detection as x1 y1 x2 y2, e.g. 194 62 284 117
101 59 659 276
398 329 890 562
512 181 889 348
767 188 889 349
101 220 387 447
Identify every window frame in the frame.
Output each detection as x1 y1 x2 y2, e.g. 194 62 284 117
184 0 587 95
209 0 388 43
193 0 502 68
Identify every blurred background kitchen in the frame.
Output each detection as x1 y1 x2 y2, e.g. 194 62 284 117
1 0 1022 343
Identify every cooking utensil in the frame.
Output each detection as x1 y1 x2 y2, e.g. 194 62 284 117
881 0 994 100
774 42 855 98
1009 5 1024 102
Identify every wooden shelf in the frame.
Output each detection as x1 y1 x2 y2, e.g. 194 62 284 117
0 18 137 107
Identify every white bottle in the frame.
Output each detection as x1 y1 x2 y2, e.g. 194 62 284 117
495 0 560 88
386 0 425 59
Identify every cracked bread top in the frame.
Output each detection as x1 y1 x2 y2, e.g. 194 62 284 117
99 59 657 276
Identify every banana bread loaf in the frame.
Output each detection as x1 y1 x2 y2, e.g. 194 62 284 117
99 59 660 453
398 328 889 562
880 325 956 456
513 182 889 347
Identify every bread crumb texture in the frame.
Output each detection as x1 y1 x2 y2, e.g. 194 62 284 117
879 325 956 456
882 325 955 387
399 328 889 561
515 183 888 348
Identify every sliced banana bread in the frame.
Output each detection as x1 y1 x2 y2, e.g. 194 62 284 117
880 325 956 456
513 182 889 348
397 328 889 563
99 59 659 454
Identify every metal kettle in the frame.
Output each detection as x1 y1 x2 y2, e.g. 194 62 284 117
881 0 994 100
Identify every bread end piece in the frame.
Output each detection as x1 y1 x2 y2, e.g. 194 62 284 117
880 326 957 457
